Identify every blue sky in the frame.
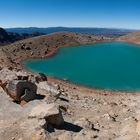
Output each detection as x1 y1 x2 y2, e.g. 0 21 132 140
0 0 140 29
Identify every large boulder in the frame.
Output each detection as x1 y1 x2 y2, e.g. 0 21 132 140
6 80 37 102
36 73 47 82
38 82 61 97
29 103 64 127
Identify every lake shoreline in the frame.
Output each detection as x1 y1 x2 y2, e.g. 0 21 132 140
23 65 140 96
22 41 140 96
1 32 140 95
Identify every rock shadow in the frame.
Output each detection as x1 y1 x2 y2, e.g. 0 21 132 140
59 97 69 102
44 121 83 133
13 94 45 105
35 94 45 100
62 121 83 132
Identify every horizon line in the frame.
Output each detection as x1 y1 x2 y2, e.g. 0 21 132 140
3 26 138 30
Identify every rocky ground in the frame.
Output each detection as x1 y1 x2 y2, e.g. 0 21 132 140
0 68 140 140
1 32 140 140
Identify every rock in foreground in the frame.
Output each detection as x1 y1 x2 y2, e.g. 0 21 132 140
29 103 64 127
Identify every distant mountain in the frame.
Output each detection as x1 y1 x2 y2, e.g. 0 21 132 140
5 27 136 36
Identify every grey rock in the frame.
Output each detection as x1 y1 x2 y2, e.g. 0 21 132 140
29 103 64 127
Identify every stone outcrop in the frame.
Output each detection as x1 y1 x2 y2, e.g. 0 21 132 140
6 80 37 102
0 68 140 139
29 103 64 127
37 82 62 97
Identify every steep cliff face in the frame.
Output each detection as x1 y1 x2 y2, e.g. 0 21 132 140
0 27 45 46
119 31 140 44
0 28 10 44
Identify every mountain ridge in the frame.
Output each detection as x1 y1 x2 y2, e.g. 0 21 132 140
5 27 136 35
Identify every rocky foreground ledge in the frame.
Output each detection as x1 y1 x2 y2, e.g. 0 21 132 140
0 68 140 140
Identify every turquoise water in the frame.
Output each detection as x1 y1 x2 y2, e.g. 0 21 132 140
24 42 140 91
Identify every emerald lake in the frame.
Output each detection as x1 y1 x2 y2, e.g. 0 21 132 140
24 42 140 91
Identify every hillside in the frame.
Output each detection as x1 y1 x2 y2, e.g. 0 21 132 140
119 31 140 44
0 32 114 69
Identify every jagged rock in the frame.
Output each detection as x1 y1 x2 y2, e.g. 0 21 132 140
37 73 47 82
6 80 37 102
29 75 38 83
29 103 64 127
38 82 61 97
20 88 37 102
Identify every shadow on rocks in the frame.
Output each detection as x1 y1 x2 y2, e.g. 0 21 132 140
44 121 83 133
35 94 45 100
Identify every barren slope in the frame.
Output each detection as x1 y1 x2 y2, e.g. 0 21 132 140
0 32 113 69
119 31 140 44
